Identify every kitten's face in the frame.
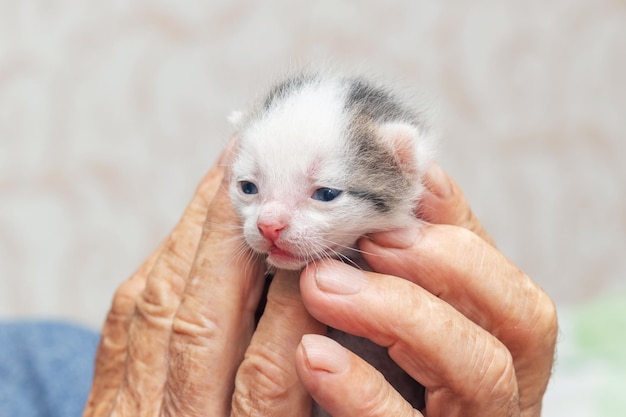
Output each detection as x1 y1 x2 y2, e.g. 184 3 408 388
230 131 383 271
228 80 425 270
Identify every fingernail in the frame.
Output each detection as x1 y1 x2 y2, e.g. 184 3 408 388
315 262 364 295
425 162 453 198
370 224 421 249
300 334 349 373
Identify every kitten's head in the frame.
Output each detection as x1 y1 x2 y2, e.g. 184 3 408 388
229 75 433 270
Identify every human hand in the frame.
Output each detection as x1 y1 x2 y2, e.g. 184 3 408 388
290 163 557 416
83 142 556 417
82 141 324 417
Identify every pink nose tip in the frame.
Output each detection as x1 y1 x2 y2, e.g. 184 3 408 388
257 222 285 242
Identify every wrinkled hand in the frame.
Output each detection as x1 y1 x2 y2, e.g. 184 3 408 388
83 142 557 417
83 142 324 417
245 164 557 417
289 163 558 417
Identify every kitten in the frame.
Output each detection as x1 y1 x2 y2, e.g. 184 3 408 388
229 72 435 415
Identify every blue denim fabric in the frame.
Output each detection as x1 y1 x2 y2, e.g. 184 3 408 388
0 321 99 417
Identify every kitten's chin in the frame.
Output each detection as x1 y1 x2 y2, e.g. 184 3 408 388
267 259 306 271
266 248 307 271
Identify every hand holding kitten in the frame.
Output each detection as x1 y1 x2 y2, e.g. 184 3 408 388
293 163 556 417
83 143 556 417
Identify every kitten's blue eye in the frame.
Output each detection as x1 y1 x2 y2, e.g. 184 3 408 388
312 187 342 202
239 181 258 195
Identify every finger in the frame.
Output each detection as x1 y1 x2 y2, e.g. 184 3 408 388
83 260 152 417
163 172 266 417
114 144 234 414
295 334 423 417
418 163 495 246
300 261 521 417
361 224 557 415
231 270 325 416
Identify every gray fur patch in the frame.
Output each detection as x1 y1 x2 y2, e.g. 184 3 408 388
342 78 418 213
262 72 318 110
343 122 407 213
346 190 390 212
345 77 417 124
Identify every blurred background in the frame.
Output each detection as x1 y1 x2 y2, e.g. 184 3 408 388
1 1 624 415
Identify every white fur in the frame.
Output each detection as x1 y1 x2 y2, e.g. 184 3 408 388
230 77 433 270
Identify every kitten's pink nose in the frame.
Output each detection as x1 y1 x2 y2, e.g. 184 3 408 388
257 222 285 242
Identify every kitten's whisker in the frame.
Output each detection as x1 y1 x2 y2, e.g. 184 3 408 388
224 239 260 269
317 244 361 270
320 238 382 259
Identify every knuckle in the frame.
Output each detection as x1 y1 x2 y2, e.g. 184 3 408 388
358 371 396 414
135 274 184 324
536 294 559 343
169 307 222 345
133 251 190 324
522 291 559 364
449 223 478 242
353 370 418 417
110 278 142 317
511 280 559 351
232 348 299 414
477 343 520 412
444 224 484 253
162 234 197 276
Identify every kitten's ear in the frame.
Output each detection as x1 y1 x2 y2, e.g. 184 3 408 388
228 110 245 129
378 122 428 177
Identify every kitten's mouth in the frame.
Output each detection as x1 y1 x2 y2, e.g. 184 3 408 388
266 245 308 270
268 246 298 260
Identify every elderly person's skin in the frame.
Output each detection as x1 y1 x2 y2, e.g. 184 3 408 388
83 144 557 417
